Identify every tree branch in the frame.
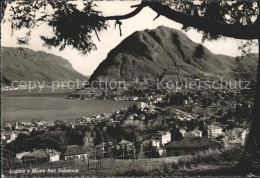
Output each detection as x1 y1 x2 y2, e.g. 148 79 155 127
100 3 145 21
97 2 259 40
147 2 259 40
153 14 160 21
93 28 100 41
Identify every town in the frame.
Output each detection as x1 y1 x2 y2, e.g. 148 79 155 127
1 79 254 175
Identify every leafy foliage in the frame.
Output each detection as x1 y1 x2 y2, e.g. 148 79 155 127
3 0 258 54
8 0 108 54
165 1 259 41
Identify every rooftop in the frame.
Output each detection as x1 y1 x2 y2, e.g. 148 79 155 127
119 139 132 145
166 137 218 149
23 149 60 159
65 145 88 156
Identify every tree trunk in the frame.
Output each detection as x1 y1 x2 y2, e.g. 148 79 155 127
239 39 260 175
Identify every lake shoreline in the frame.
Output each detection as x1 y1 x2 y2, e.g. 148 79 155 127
2 90 134 123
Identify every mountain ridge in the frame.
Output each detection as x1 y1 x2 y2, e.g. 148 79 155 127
90 26 257 82
1 47 87 86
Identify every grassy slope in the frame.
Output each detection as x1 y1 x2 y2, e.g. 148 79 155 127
3 146 250 177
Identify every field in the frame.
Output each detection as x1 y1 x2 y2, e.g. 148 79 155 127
3 156 181 177
3 146 245 177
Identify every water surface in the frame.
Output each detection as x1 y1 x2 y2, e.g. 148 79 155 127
1 89 133 123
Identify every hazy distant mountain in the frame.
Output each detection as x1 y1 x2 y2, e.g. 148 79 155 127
1 47 87 86
90 26 257 82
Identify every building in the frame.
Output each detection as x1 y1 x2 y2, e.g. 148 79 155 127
150 139 160 148
192 105 219 115
64 145 88 160
192 106 205 114
20 122 35 127
119 139 133 150
127 114 136 120
140 115 146 121
179 129 186 137
22 127 34 132
34 121 48 127
16 152 30 159
4 132 18 143
157 131 172 145
205 105 219 114
4 123 12 131
165 137 219 156
22 149 60 163
223 128 248 146
137 102 148 111
208 124 223 138
154 97 163 103
184 129 202 137
14 122 19 130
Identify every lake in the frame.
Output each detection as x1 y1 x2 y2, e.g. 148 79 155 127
1 89 133 123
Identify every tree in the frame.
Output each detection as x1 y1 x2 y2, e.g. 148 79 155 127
94 128 104 146
233 55 258 88
169 126 183 141
2 0 260 174
122 120 142 141
2 1 259 53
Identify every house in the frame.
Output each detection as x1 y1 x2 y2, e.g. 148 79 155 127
150 139 160 148
192 105 219 115
64 145 88 160
208 124 223 138
22 127 34 132
34 121 48 127
20 122 35 127
137 102 148 111
179 129 186 137
14 122 19 130
141 139 164 156
16 152 30 159
165 137 219 156
156 131 172 145
199 116 211 122
1 133 6 143
119 139 133 148
184 129 202 137
148 132 171 149
155 97 163 103
192 106 205 114
130 97 139 101
205 105 219 114
127 114 135 120
83 117 91 122
223 128 248 146
22 149 60 163
157 148 165 156
4 123 12 131
5 132 18 143
140 115 146 121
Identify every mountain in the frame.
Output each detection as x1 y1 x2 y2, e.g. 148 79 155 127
1 47 87 86
90 26 257 82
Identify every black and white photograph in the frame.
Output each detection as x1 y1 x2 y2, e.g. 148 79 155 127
1 0 259 177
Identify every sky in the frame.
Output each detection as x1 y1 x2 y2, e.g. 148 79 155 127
1 1 258 76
